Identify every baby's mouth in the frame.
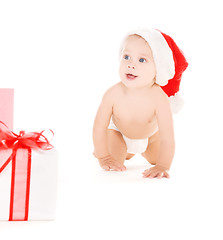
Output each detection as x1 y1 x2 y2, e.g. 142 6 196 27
126 73 138 80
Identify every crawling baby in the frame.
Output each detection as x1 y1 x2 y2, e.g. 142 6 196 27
93 29 188 178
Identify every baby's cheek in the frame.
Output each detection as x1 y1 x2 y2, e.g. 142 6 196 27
119 64 125 76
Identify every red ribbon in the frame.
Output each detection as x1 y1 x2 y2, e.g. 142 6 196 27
0 121 53 221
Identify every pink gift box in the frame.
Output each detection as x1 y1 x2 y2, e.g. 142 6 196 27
0 88 14 130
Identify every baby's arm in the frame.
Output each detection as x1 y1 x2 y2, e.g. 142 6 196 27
93 88 125 171
143 89 175 178
93 89 113 159
155 91 175 170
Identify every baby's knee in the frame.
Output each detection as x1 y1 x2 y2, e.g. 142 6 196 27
125 153 135 160
141 152 156 165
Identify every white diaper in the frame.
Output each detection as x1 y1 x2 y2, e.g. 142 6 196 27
108 118 158 154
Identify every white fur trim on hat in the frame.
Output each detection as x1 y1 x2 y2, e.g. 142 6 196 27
169 93 184 113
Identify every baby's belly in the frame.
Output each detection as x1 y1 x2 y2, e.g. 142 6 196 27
112 116 158 139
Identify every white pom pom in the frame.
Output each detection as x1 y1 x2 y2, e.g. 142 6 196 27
169 93 184 114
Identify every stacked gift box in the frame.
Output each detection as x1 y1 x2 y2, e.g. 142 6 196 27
0 89 58 221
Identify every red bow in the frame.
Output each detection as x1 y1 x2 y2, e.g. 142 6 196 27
0 121 53 173
0 121 53 150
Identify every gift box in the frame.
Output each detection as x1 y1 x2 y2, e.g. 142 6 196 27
0 88 14 130
0 122 58 221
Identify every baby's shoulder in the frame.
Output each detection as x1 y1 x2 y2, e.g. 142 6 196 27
109 82 123 92
151 84 169 103
103 82 122 97
151 84 170 112
153 85 168 99
102 82 122 103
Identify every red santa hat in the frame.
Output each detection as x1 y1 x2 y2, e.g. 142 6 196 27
121 29 188 113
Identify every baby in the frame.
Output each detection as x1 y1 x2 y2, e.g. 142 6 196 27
93 29 188 178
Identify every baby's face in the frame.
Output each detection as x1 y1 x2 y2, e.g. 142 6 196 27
119 35 156 89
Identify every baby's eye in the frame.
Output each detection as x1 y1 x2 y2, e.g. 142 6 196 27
124 55 130 60
139 58 146 63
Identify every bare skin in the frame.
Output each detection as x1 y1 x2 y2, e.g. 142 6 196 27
93 35 175 178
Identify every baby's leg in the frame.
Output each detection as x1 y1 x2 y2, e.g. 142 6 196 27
107 129 127 166
126 153 135 160
94 129 134 170
141 131 160 165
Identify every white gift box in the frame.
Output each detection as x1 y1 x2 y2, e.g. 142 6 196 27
0 148 58 221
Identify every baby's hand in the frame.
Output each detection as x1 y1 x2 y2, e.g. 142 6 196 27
95 154 126 172
142 165 170 179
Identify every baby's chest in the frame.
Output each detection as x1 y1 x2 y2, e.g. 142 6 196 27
113 99 155 123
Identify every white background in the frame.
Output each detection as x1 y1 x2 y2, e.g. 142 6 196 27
0 0 223 239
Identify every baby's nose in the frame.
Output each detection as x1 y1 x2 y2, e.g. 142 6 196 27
128 65 135 70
